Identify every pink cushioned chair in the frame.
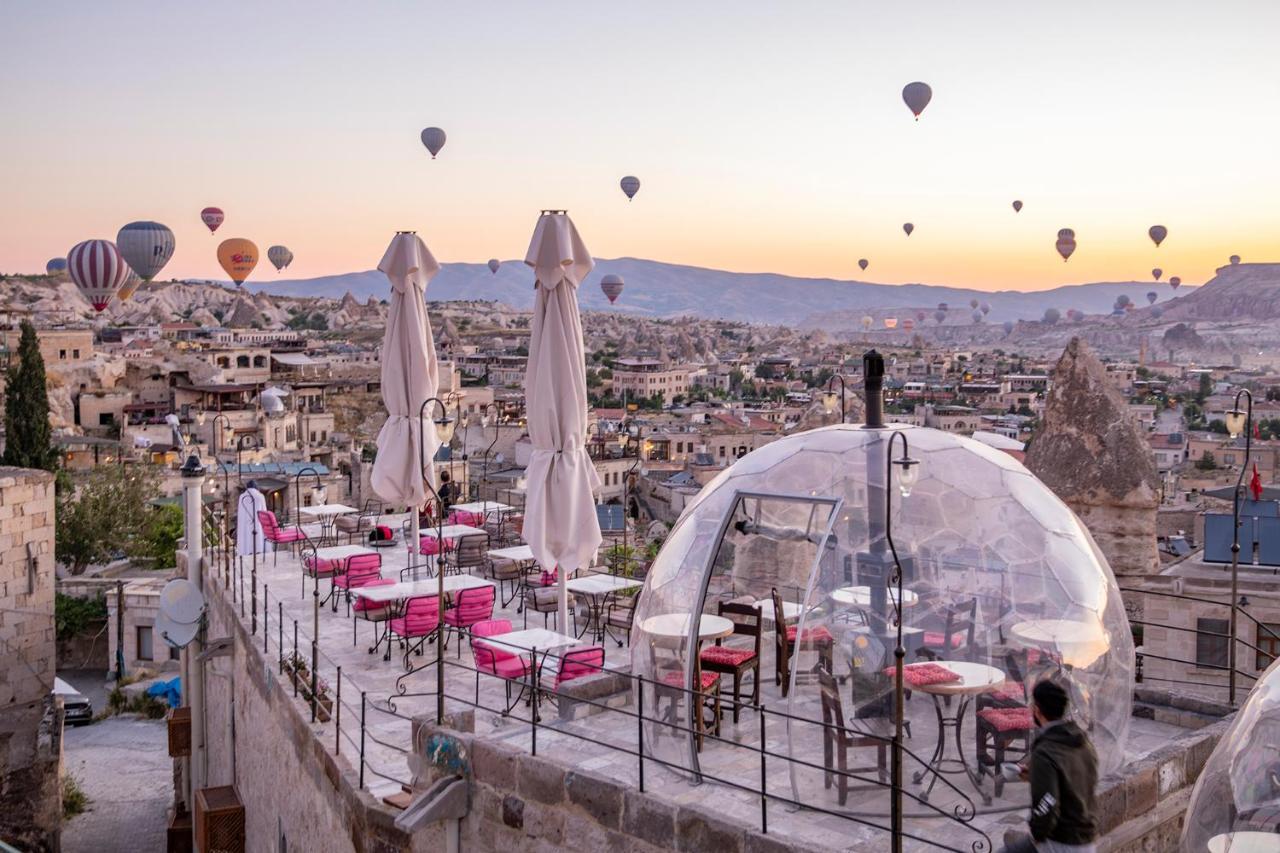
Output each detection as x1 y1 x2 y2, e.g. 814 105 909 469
333 552 382 615
470 618 531 711
258 510 304 566
444 585 497 657
352 577 396 653
387 594 440 669
555 646 605 688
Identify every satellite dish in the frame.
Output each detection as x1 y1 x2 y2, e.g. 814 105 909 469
494 453 506 465
156 611 200 649
159 578 206 625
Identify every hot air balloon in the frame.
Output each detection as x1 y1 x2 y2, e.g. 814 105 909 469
1152 268 1162 281
420 127 446 158
600 273 624 304
1151 306 1164 319
200 207 224 234
620 176 640 201
858 259 869 271
267 245 293 272
971 309 983 324
1066 309 1081 322
980 301 991 315
117 269 143 301
1012 200 1023 213
969 298 979 310
902 318 915 331
217 238 259 287
487 258 500 275
1148 225 1167 247
1169 276 1181 290
1146 291 1158 305
1230 255 1241 265
902 82 932 120
903 223 914 237
937 302 948 311
1003 320 1015 335
934 310 947 324
861 315 874 331
116 221 175 286
915 310 927 322
1116 294 1131 308
1055 228 1076 262
45 258 67 276
1042 308 1061 325
884 317 898 330
67 239 131 312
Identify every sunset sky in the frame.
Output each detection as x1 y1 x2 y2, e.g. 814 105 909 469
3 2 1278 291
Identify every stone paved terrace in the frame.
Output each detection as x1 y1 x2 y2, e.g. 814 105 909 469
209 525 1202 852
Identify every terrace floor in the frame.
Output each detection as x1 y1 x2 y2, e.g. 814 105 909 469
221 525 1186 852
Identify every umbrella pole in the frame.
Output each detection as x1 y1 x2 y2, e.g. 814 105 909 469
558 571 569 636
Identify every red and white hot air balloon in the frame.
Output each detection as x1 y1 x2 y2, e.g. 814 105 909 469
201 207 225 234
1169 276 1181 290
68 239 132 312
1055 228 1076 262
600 273 624 304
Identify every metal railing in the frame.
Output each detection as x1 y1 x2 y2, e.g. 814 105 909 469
203 534 993 852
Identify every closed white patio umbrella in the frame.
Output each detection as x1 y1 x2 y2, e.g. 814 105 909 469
371 232 441 570
523 212 603 630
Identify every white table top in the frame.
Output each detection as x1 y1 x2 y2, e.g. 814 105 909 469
830 586 919 609
1009 618 1110 669
489 545 535 562
350 575 494 604
566 574 643 596
299 503 358 518
315 545 377 562
479 628 579 654
418 524 487 539
907 661 1005 697
451 501 513 515
640 613 735 643
754 599 803 621
1208 832 1280 853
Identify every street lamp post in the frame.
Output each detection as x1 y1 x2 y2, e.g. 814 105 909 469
1225 389 1254 707
884 429 919 853
478 402 501 503
823 374 851 423
619 422 642 571
417 396 458 724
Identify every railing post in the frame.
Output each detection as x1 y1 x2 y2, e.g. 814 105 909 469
336 666 342 754
637 678 645 794
293 620 299 697
531 646 538 757
263 585 269 654
759 706 767 834
359 691 367 790
251 563 258 635
278 602 284 673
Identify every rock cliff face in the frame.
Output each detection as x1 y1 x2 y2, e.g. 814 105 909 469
1025 338 1161 576
1162 262 1280 321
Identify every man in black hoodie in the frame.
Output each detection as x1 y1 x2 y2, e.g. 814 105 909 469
998 679 1099 853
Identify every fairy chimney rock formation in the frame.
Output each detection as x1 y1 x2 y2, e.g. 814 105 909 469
1025 337 1161 576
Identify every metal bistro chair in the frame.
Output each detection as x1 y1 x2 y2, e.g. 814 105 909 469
335 499 383 544
699 601 762 725
443 533 492 577
818 666 888 803
917 597 978 662
773 586 833 697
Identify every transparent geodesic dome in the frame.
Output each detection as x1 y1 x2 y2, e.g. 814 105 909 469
630 423 1133 788
1182 660 1280 851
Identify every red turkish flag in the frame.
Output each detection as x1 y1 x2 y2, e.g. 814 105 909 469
1249 463 1263 502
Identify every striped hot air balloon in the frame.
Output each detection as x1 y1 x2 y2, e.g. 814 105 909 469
201 207 224 234
68 239 131 312
46 257 67 276
117 221 175 285
267 245 294 272
600 273 625 304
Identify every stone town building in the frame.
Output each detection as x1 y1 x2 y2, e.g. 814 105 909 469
0 326 94 367
610 358 691 405
0 467 61 851
1026 338 1162 576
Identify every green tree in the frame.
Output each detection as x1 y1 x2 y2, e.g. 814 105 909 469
56 466 166 573
1195 452 1217 471
2 321 56 471
1196 373 1213 404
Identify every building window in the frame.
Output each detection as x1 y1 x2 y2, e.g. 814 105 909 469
1195 617 1229 670
73 349 81 359
237 355 250 368
137 625 155 661
253 355 267 368
1258 624 1280 670
719 446 726 457
59 349 67 359
99 413 114 426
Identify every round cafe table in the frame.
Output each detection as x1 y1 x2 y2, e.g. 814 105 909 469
830 585 919 609
1208 832 1280 852
907 661 1006 804
640 613 735 647
1009 618 1110 670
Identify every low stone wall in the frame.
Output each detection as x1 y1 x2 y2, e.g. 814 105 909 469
411 719 828 853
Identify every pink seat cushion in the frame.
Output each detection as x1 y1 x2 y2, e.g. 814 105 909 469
354 579 395 614
883 663 962 687
700 646 757 667
978 707 1034 732
303 558 340 578
274 528 305 543
662 671 720 691
417 536 456 556
448 510 483 526
785 625 834 645
923 630 968 649
990 681 1026 704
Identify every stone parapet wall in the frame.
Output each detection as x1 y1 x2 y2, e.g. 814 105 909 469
0 466 59 852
